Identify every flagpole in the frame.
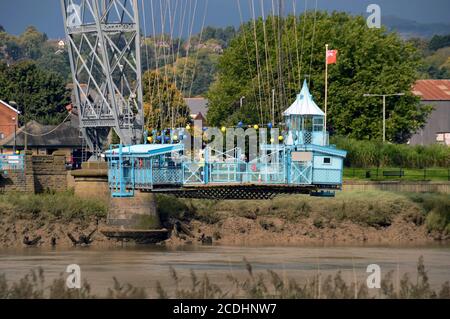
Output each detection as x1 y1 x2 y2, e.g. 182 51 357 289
324 44 328 146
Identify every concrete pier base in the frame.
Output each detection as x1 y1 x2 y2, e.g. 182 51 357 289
107 191 160 230
72 162 162 231
71 162 110 205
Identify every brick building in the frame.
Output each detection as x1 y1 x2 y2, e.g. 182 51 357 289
0 100 20 141
0 114 84 167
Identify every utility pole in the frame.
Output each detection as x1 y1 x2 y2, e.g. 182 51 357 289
240 96 245 109
277 0 284 109
9 101 20 153
363 93 405 142
272 88 275 124
324 44 329 146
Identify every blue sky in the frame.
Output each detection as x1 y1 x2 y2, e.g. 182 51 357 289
0 0 449 39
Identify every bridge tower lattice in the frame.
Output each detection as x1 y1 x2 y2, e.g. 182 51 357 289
60 0 144 156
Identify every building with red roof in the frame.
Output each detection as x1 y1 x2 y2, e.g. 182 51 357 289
410 80 450 146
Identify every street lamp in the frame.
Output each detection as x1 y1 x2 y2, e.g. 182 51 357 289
363 93 405 142
9 101 22 154
10 116 17 153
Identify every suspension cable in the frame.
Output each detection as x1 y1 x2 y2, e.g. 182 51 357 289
188 0 209 99
20 113 72 137
308 0 318 87
260 0 274 123
250 0 264 124
299 0 308 85
292 0 301 87
141 0 153 130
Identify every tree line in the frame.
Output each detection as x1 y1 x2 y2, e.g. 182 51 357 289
206 11 437 143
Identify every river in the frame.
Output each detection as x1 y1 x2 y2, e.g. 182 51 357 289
1 245 449 297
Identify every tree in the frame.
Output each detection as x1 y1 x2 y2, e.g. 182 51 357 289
0 60 70 125
202 26 236 48
18 26 47 60
0 25 4 33
207 12 431 143
429 34 450 51
143 70 189 130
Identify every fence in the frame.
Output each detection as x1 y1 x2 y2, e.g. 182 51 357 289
0 154 25 171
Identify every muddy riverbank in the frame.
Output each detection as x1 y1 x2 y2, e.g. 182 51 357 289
0 191 448 248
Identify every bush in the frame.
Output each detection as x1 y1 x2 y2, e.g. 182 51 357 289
0 191 106 220
155 195 194 223
408 193 450 234
331 136 450 168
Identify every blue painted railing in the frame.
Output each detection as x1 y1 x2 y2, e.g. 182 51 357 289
0 154 25 171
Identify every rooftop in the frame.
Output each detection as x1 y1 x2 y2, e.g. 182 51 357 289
184 98 208 117
412 80 450 101
0 100 21 114
0 114 83 148
283 80 325 117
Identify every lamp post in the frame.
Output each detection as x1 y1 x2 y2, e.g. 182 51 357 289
240 96 245 109
363 93 405 142
11 116 16 153
9 101 21 153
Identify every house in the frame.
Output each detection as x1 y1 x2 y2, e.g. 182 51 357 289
184 97 208 126
410 80 450 146
0 100 20 141
0 113 84 166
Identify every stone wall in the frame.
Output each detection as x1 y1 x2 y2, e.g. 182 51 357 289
343 180 450 194
31 152 67 193
0 151 68 194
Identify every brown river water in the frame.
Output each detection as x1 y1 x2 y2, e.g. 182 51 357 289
1 245 449 297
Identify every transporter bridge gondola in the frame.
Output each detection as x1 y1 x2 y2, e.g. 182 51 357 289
105 81 347 200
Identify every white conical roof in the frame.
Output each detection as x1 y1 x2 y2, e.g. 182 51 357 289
283 80 325 116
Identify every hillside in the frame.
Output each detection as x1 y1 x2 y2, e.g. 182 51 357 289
384 16 450 39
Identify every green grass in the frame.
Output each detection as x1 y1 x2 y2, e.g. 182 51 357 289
0 191 107 220
344 167 450 181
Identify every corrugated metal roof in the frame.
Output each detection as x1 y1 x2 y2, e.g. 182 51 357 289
413 80 450 101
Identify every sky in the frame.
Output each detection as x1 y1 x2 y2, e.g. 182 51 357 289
0 0 449 39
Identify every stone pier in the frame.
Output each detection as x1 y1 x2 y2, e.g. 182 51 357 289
107 192 160 229
71 163 162 232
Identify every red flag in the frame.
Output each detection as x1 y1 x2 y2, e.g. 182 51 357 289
326 49 338 65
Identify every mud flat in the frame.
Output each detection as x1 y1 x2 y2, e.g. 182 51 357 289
0 191 448 248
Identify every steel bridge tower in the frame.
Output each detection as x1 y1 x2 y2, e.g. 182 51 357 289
61 0 144 156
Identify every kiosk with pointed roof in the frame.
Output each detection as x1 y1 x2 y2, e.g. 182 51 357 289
283 80 327 146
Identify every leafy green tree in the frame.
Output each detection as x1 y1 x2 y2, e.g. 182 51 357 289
207 12 431 143
429 34 450 51
202 26 236 47
36 49 71 82
18 26 47 60
0 60 70 125
143 70 189 130
0 25 4 33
